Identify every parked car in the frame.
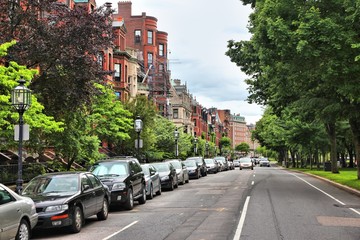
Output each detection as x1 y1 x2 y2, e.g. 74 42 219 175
22 172 110 233
214 156 229 171
186 156 207 177
90 157 146 210
259 158 271 167
204 158 219 173
228 160 235 170
152 162 178 191
165 159 189 185
141 164 162 199
0 183 38 240
233 159 241 168
239 157 254 170
182 160 201 179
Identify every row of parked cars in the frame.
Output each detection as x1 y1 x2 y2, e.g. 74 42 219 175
0 155 244 240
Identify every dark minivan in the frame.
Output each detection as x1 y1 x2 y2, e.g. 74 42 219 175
90 157 146 210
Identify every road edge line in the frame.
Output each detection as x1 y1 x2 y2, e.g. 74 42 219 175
102 220 138 240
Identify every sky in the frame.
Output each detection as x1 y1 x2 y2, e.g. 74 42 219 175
97 0 263 125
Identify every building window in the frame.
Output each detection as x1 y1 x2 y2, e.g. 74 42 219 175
114 63 121 82
159 63 164 72
173 109 179 119
147 52 153 66
115 92 121 99
135 30 141 44
97 52 104 68
159 44 164 56
147 30 153 44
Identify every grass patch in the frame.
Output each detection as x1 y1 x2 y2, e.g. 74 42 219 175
291 168 360 191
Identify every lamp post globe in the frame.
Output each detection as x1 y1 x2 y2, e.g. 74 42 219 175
11 79 31 194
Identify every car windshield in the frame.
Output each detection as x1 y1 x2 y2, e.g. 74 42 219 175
168 160 181 169
23 174 79 195
92 162 129 177
183 160 196 167
240 158 252 163
141 165 150 175
214 157 226 163
205 159 214 164
153 163 170 172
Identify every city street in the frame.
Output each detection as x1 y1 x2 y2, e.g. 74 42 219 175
32 166 360 240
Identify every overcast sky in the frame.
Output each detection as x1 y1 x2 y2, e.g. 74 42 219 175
97 0 263 124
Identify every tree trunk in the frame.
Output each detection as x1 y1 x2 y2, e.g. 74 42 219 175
325 122 339 173
349 118 360 179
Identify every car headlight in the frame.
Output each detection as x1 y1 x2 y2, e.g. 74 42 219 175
161 176 169 181
112 182 126 190
45 204 68 212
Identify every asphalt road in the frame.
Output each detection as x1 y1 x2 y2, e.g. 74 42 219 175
31 166 360 240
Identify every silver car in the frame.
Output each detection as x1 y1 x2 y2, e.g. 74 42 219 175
141 164 162 199
0 183 38 240
165 159 189 185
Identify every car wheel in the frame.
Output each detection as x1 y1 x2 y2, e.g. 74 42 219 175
69 206 83 233
148 184 154 199
97 198 109 220
156 183 162 195
16 219 30 240
124 188 134 210
138 184 146 204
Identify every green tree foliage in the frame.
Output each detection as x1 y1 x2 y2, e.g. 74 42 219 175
235 142 250 155
227 0 360 177
0 0 114 118
0 41 64 155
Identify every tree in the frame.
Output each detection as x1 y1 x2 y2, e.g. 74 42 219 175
0 0 114 118
0 41 63 156
227 0 360 177
235 142 250 155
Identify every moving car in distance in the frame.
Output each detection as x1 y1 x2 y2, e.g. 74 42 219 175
152 162 178 191
91 157 146 210
259 158 271 167
0 183 38 240
239 157 254 170
141 164 162 199
22 172 110 233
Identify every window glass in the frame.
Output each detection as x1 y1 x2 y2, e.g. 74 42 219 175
87 174 101 188
148 52 153 66
0 187 14 205
135 30 141 43
115 63 121 82
173 109 179 119
147 30 153 44
159 44 164 56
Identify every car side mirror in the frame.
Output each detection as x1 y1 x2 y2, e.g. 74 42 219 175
82 184 90 191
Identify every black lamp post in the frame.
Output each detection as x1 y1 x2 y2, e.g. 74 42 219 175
174 127 179 158
205 141 209 157
134 116 143 161
11 79 31 194
194 136 198 156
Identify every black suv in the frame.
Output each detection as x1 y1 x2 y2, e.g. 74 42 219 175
90 157 146 210
185 156 207 177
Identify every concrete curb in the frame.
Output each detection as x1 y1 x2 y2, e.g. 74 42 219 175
283 168 360 198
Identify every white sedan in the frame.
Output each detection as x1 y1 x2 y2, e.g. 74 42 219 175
0 183 38 240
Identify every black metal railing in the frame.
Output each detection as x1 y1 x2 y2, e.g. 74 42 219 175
0 163 47 184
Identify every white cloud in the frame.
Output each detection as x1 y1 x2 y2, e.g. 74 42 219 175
97 0 263 124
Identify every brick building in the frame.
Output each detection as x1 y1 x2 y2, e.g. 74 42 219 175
114 1 171 117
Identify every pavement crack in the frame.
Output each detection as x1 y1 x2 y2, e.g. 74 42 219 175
267 189 284 240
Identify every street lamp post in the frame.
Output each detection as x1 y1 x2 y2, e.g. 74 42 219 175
11 79 31 194
194 136 198 156
174 127 179 158
134 116 143 162
205 141 209 157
